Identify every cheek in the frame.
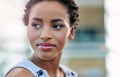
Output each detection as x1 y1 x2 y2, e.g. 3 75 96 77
28 29 39 46
54 31 69 47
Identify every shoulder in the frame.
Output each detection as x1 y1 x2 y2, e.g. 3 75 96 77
60 64 78 77
6 68 33 77
5 59 36 77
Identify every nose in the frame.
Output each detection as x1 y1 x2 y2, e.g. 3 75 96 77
40 28 52 41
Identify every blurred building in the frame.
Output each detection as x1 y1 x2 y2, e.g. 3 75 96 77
62 0 105 77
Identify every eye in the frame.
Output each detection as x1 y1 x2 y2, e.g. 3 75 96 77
53 24 64 29
32 23 42 29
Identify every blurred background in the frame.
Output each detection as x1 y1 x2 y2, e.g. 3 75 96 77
0 0 120 77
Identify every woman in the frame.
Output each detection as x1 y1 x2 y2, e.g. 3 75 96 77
5 0 79 77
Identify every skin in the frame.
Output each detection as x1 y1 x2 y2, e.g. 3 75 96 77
6 1 75 77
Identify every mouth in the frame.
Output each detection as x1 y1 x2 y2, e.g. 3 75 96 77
36 43 56 51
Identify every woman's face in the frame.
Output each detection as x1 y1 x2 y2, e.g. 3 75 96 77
28 1 74 60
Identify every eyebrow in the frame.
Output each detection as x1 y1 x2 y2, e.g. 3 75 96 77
33 18 42 22
32 18 63 23
51 19 63 23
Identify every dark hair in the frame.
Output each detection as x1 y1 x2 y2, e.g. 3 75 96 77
23 0 79 27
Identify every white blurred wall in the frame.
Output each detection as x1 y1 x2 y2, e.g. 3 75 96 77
105 0 120 77
0 0 28 75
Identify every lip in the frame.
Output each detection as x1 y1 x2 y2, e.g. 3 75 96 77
36 43 56 51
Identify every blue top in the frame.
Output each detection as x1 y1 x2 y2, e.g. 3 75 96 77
5 59 78 77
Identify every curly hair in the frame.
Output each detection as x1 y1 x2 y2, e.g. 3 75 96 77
23 0 79 27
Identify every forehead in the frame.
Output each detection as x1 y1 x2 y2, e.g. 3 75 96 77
29 1 69 20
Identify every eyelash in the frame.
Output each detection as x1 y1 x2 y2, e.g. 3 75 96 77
52 24 64 29
32 23 42 29
31 23 64 30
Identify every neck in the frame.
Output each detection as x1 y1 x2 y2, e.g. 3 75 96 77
29 53 62 77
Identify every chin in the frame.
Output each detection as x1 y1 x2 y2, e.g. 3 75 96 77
39 56 55 60
38 54 58 60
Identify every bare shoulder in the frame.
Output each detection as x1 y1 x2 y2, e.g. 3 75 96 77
6 68 33 77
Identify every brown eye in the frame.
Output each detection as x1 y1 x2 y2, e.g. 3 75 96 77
32 23 42 29
53 24 64 29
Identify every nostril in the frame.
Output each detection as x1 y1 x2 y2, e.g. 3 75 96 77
41 36 52 39
40 34 52 41
40 29 52 41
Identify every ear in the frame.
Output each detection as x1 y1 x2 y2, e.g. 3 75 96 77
68 26 75 40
